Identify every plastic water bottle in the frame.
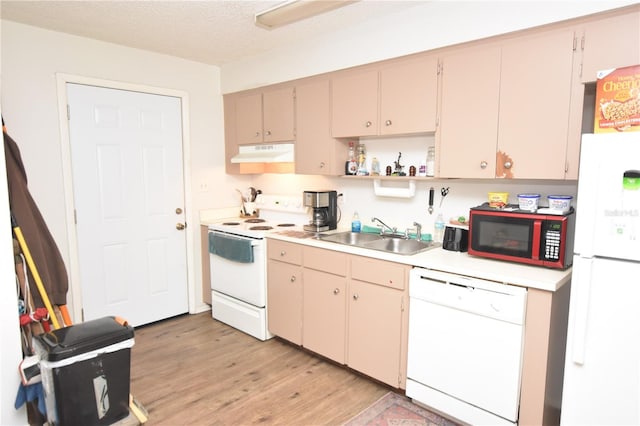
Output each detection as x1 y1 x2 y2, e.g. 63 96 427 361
434 213 445 243
351 212 361 233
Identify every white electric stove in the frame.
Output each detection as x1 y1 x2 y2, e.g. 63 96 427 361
208 194 309 340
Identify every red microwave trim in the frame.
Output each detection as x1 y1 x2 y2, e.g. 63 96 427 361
468 208 573 269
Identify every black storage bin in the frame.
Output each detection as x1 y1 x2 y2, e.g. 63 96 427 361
33 316 135 426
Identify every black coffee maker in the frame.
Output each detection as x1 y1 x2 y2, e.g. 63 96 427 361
303 190 338 232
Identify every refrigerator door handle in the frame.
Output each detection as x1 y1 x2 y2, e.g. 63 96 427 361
570 256 594 365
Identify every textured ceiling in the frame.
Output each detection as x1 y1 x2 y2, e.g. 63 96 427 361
0 0 425 66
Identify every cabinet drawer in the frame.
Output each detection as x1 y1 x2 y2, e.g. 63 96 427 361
268 240 303 265
351 256 408 290
303 246 347 276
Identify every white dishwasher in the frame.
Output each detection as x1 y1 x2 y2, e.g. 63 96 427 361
406 267 527 426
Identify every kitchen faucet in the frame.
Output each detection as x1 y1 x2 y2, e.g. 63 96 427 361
371 217 399 236
414 222 422 241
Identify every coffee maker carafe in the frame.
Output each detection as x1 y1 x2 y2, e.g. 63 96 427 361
303 190 338 232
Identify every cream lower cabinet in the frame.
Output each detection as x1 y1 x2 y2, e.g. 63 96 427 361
303 268 347 363
267 240 303 345
348 256 409 389
266 240 410 389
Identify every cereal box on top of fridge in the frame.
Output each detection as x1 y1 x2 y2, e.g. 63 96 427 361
595 65 640 133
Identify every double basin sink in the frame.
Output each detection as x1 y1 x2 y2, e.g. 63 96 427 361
318 231 439 256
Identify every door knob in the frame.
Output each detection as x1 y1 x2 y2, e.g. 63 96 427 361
176 223 185 230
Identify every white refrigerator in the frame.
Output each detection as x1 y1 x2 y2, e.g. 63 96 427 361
561 132 640 425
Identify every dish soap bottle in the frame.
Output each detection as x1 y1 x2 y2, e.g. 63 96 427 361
351 212 361 233
434 213 445 243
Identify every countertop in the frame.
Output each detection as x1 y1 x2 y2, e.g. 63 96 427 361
266 229 572 293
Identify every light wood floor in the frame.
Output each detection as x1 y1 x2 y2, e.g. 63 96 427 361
129 312 391 425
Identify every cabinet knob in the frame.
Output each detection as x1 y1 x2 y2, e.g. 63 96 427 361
319 162 325 168
255 131 260 137
266 130 272 136
385 119 392 126
280 251 286 256
365 121 372 128
333 288 340 295
353 294 359 301
290 276 296 282
480 161 488 169
504 161 512 169
175 207 183 214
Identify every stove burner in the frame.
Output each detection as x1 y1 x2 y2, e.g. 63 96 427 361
245 218 266 224
221 222 240 226
277 223 295 227
249 225 273 231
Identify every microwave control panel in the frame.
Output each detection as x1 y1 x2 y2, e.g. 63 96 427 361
541 222 563 260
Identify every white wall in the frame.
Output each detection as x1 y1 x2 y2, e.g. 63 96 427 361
221 0 638 93
0 21 253 422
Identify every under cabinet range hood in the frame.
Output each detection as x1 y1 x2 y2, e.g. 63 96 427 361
231 143 294 163
231 143 295 174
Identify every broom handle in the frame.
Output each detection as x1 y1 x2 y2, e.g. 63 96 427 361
11 215 61 330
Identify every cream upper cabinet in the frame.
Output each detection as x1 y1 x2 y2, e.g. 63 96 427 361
497 29 576 179
379 55 439 135
331 69 379 137
295 79 348 176
331 55 438 138
439 29 576 179
438 45 501 178
236 87 295 144
580 11 640 83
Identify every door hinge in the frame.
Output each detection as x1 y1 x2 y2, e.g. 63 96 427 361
572 35 577 52
66 104 71 120
401 296 405 312
74 209 77 224
437 61 442 75
581 35 585 51
81 308 85 322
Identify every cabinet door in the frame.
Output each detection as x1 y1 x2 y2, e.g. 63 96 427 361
380 55 438 135
263 87 295 142
295 79 347 175
498 29 575 179
303 269 347 364
331 69 379 137
438 46 501 178
236 92 263 144
267 260 303 344
348 280 404 388
581 11 640 83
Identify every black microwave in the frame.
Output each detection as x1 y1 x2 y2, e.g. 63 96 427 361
468 204 575 269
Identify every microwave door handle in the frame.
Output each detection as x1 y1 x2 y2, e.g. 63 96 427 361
532 220 542 260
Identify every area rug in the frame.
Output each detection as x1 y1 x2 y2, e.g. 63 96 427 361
344 392 459 426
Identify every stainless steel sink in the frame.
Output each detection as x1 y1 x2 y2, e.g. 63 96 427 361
319 231 384 246
318 231 438 256
362 238 438 255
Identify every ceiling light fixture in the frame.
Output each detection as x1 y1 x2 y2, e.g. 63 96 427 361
255 0 358 30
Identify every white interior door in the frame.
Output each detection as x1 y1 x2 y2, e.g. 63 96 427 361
67 83 188 326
